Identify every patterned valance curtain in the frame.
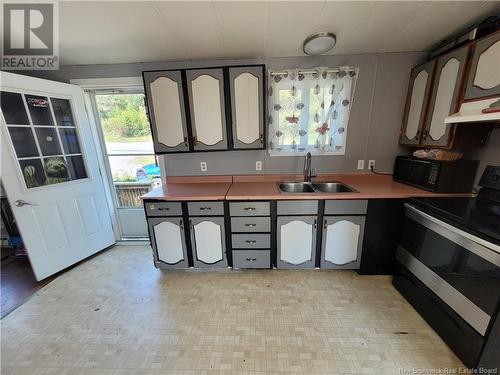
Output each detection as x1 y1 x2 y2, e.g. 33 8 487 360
267 66 358 156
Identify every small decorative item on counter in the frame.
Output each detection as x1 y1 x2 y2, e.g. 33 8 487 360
481 99 500 114
413 149 463 161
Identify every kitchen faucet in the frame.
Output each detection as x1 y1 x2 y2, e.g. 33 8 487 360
303 152 315 183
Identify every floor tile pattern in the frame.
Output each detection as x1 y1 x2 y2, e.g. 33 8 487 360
1 245 463 374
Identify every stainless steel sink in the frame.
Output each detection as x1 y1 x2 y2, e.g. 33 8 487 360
278 181 357 194
278 182 315 193
311 182 357 193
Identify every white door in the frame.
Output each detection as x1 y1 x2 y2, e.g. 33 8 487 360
277 216 317 269
0 71 115 280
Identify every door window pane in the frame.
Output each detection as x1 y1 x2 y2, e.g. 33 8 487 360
66 155 87 180
25 95 54 125
43 157 69 185
58 128 82 154
35 127 62 156
51 98 75 126
8 127 39 158
0 91 29 124
19 159 46 188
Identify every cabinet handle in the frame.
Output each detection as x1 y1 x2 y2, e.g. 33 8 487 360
246 258 257 262
314 219 317 229
158 207 169 211
179 219 184 230
189 219 193 229
323 219 327 229
193 136 198 145
259 134 264 144
199 207 212 211
423 129 428 141
243 207 256 211
245 240 257 243
184 137 188 147
244 223 257 227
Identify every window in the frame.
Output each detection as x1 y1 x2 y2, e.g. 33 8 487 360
94 92 160 208
267 66 358 156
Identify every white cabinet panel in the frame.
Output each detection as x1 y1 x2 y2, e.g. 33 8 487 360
428 58 459 141
150 76 185 147
321 216 365 270
405 70 428 140
187 69 228 151
474 39 500 90
154 220 185 264
277 216 316 269
190 217 227 267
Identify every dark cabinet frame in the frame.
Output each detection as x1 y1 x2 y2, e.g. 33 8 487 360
142 64 266 154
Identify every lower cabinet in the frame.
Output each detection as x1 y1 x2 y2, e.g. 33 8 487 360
189 216 227 267
277 216 317 269
233 250 270 269
320 216 365 269
148 217 189 268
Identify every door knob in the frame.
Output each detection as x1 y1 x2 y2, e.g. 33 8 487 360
14 199 37 207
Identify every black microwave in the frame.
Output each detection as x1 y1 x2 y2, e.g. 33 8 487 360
393 156 478 193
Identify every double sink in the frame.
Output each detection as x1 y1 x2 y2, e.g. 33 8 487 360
278 181 358 194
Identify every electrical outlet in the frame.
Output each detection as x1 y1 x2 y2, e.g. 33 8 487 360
255 161 262 171
200 161 207 172
368 160 376 170
357 160 365 170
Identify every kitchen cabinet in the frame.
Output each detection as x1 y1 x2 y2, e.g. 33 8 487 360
320 216 365 269
421 46 470 147
400 61 435 146
143 71 190 153
143 65 265 153
148 217 189 268
189 216 227 267
228 66 265 149
464 31 500 101
277 216 317 269
186 68 228 151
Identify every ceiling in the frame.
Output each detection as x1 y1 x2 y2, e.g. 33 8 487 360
59 1 500 66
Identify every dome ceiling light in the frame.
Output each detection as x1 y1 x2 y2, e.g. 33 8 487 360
303 32 337 56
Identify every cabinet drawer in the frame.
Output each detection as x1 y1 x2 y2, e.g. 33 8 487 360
233 250 270 269
145 201 182 217
231 217 270 233
229 202 270 216
188 201 224 216
324 200 367 215
232 234 270 248
277 200 318 215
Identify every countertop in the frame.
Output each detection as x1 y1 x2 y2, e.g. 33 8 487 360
142 174 473 201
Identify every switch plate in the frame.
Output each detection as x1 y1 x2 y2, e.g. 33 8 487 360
368 160 375 170
256 161 262 171
200 162 207 172
357 160 365 170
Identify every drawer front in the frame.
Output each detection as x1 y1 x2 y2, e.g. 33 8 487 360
232 234 270 249
188 201 224 216
231 217 270 233
277 200 318 215
145 201 182 217
233 250 270 269
230 202 270 216
324 200 367 215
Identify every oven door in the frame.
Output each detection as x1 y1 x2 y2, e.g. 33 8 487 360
398 204 500 336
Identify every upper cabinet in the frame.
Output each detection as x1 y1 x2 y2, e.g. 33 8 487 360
421 46 470 147
229 66 265 149
464 31 500 101
186 69 228 151
143 65 266 154
400 61 435 146
143 71 190 153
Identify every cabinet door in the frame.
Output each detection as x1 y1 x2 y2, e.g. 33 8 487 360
277 216 317 269
464 31 500 101
229 66 264 149
143 71 190 153
148 217 189 268
400 61 435 146
186 69 228 151
421 46 470 147
321 216 365 270
190 217 227 267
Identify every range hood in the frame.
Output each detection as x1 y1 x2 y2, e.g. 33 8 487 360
445 97 500 124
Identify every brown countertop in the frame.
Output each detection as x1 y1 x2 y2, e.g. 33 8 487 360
142 174 473 201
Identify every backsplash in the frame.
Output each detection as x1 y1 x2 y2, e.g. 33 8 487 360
464 128 500 187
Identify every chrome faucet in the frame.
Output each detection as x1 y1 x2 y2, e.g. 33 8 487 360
303 152 315 183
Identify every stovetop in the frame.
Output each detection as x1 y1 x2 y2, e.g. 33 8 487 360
410 196 500 245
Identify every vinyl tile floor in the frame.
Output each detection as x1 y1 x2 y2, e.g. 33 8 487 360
1 245 464 374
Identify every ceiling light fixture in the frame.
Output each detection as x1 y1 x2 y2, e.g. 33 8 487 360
303 32 336 55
